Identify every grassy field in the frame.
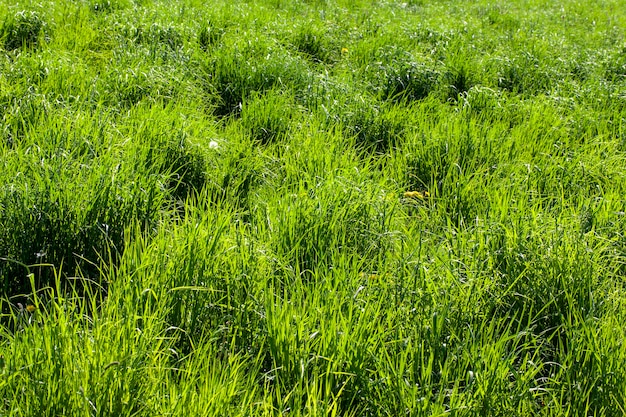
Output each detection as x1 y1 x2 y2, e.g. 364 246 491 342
1 0 626 415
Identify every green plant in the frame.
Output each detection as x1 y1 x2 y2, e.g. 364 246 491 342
0 11 48 51
1 0 626 415
240 90 298 145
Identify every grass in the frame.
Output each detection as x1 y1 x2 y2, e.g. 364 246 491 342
1 0 626 415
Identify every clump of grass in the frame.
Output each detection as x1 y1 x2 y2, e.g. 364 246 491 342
0 173 164 297
0 90 46 147
458 85 506 121
162 139 207 202
382 60 440 102
495 53 553 95
240 90 299 145
344 101 407 154
0 11 48 51
0 103 168 297
439 44 481 102
118 104 210 204
486 221 598 342
89 0 131 14
207 44 309 116
442 62 476 102
290 23 338 65
113 205 264 357
99 66 184 107
479 4 521 32
603 46 626 82
403 132 451 195
198 21 225 51
318 89 407 154
132 23 183 51
264 177 396 282
359 47 440 102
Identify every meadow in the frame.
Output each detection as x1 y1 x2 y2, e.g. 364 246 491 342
1 0 626 415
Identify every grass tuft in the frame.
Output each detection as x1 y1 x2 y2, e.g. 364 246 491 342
0 11 48 51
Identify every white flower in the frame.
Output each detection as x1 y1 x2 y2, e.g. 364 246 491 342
209 140 219 149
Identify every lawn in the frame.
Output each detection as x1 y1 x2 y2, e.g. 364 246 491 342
1 0 626 415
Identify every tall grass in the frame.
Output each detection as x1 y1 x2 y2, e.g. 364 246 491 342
1 0 626 415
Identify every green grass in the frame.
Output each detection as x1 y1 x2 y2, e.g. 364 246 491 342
1 0 626 415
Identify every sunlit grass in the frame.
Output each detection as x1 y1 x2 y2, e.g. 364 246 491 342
1 0 626 415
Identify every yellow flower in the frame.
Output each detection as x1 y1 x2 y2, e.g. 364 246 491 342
26 305 36 313
359 272 380 280
341 47 349 54
404 190 425 199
